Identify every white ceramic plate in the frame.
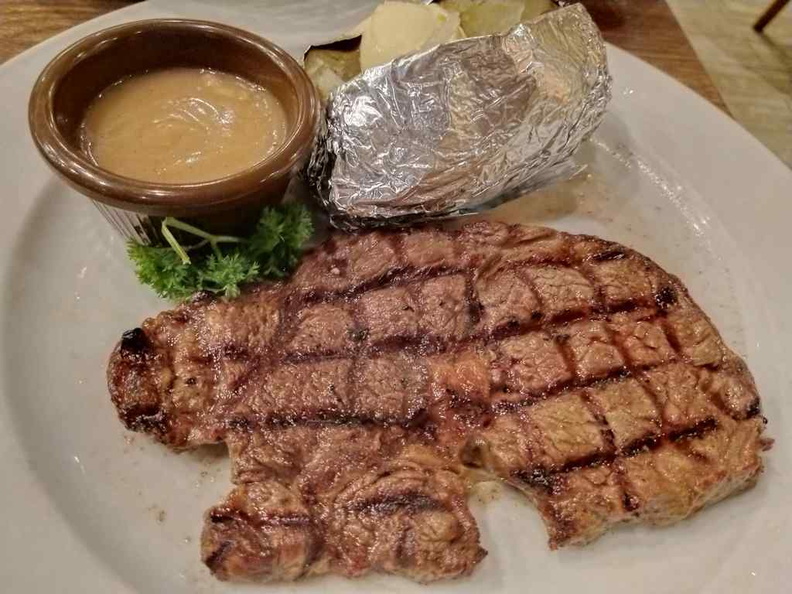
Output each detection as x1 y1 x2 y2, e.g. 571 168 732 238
1 1 790 592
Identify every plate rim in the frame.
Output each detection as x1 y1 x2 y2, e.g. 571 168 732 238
0 2 790 593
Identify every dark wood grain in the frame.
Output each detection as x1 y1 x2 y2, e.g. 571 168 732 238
0 0 727 110
0 1 138 63
753 0 791 32
580 0 727 110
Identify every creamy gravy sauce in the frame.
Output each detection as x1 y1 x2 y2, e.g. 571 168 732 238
80 68 288 184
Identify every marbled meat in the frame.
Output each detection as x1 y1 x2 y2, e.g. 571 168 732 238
108 221 771 583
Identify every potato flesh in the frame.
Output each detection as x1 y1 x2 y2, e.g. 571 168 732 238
304 0 555 97
359 2 463 71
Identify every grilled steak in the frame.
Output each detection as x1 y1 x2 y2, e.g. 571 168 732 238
108 221 770 583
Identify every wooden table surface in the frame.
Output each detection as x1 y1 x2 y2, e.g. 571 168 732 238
0 0 727 111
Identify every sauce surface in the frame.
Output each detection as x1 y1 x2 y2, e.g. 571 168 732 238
80 68 288 184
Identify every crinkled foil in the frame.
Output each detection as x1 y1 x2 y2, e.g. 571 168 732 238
305 4 611 228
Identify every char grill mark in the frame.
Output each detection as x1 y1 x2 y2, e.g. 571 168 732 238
120 327 148 353
108 221 769 582
346 492 444 515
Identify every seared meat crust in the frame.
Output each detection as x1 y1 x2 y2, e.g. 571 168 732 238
108 222 770 582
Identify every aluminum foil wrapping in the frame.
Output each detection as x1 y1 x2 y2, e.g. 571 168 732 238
306 4 611 227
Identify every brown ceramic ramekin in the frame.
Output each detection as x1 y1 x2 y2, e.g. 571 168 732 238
29 19 320 242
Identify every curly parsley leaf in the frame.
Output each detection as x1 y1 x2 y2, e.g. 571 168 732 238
247 204 315 278
127 242 199 301
199 253 260 299
126 204 313 301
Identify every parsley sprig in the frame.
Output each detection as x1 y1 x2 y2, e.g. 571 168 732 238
127 204 313 301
